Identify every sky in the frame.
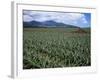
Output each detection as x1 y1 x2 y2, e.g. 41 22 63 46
23 10 91 28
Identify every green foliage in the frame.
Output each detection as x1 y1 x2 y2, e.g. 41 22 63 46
23 28 91 69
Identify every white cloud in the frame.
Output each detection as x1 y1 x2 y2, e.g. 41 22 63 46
23 15 33 22
82 18 87 23
66 13 84 20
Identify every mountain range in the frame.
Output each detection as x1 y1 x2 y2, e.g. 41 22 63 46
23 20 79 28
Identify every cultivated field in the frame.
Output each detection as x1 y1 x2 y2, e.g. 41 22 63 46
23 28 91 69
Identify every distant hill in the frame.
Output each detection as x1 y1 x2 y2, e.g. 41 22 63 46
23 20 79 28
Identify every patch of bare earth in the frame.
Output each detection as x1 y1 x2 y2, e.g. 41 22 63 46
72 28 87 33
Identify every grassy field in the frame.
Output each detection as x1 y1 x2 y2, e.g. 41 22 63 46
23 28 91 69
